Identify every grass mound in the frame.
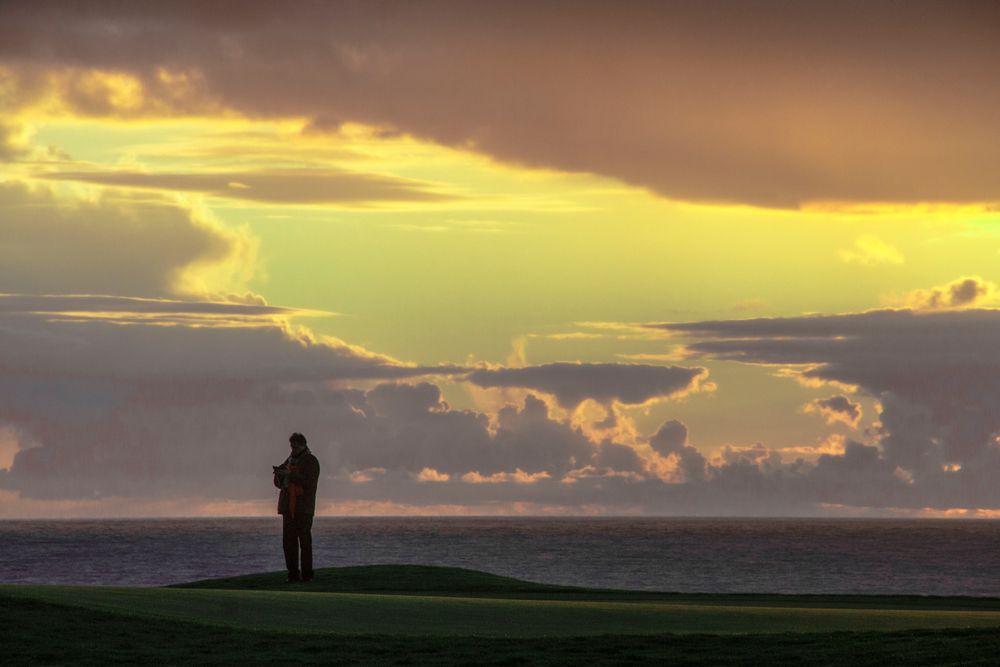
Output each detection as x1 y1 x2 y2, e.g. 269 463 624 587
4 565 1000 664
171 564 1000 611
171 563 586 595
2 565 999 638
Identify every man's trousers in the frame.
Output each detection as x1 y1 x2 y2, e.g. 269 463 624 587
282 512 314 579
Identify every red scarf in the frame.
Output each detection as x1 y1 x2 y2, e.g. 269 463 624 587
287 464 304 518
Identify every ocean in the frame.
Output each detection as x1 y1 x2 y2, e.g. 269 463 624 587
1 517 997 596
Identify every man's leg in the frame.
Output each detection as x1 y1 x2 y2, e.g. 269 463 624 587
282 515 300 581
298 513 314 581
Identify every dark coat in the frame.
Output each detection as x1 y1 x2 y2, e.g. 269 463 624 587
274 449 320 516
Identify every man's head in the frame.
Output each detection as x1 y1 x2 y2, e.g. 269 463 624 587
289 432 308 454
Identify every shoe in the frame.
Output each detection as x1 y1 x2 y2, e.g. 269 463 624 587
287 572 301 583
302 573 314 582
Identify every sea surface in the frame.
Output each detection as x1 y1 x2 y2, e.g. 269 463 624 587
0 517 997 595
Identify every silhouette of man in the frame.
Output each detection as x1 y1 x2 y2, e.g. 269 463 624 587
273 432 320 582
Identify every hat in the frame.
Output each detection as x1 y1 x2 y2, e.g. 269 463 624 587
289 432 307 446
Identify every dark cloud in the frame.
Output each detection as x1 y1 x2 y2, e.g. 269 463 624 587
805 395 862 428
649 419 687 454
0 181 245 298
593 441 645 474
466 362 708 408
655 308 1000 509
1 367 988 513
0 382 602 503
3 1 998 207
0 294 318 319
365 382 449 420
0 311 461 382
41 168 457 206
902 276 996 310
655 309 1000 362
348 389 600 480
649 420 707 482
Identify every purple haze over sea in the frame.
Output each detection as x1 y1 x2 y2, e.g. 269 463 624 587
1 517 997 596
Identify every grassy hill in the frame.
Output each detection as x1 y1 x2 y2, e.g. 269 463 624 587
174 564 1000 609
173 563 587 595
3 564 1000 665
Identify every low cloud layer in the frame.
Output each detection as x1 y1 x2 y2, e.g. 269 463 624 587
0 294 316 320
0 181 250 298
42 168 457 206
467 362 708 409
0 311 450 382
0 377 931 516
3 1 999 207
4 299 997 513
654 308 1000 509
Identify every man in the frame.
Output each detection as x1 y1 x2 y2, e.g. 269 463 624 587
273 432 320 582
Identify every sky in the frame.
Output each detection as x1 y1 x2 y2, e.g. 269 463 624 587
1 0 999 517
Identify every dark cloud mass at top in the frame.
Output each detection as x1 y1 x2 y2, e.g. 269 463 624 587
3 0 998 207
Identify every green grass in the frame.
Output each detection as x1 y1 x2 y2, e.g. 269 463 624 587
3 595 1000 666
3 564 1000 665
4 584 1000 637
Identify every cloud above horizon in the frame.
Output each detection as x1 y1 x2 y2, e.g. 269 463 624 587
3 1 998 208
654 308 1000 509
466 363 709 409
0 378 949 517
